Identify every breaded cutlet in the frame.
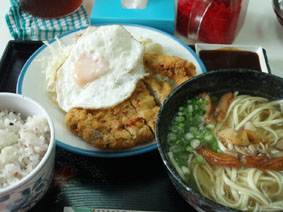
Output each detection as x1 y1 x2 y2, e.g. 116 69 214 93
65 81 157 149
143 53 196 86
65 53 196 149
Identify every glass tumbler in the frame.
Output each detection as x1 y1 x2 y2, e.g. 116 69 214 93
20 0 83 18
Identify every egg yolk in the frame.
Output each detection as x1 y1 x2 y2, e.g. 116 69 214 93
73 52 109 87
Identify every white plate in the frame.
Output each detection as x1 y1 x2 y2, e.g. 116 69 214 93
195 43 270 73
16 24 206 158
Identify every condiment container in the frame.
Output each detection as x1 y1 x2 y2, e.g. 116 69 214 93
176 0 249 44
195 43 270 73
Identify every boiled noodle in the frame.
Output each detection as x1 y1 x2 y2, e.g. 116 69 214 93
168 93 283 212
193 162 283 211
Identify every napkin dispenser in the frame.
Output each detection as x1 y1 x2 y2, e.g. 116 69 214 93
90 0 175 35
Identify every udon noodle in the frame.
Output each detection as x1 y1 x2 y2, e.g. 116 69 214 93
168 93 283 211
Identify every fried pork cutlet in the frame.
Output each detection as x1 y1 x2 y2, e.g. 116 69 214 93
143 53 196 86
142 52 196 105
65 53 196 149
65 81 157 149
143 77 174 106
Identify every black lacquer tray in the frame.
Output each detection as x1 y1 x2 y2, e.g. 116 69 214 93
0 41 195 212
0 40 271 212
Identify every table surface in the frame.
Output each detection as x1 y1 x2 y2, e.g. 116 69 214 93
1 0 283 77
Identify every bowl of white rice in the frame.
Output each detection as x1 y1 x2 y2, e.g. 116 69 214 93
0 92 55 212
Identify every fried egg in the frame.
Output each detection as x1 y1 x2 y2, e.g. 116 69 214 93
53 25 147 112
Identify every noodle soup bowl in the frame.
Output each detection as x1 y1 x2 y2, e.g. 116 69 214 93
156 69 283 212
0 92 55 212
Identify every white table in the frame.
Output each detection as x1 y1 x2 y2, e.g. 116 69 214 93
1 0 283 77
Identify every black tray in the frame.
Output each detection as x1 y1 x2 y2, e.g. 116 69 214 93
0 41 194 212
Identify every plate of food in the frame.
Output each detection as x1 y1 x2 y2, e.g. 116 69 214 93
16 24 206 157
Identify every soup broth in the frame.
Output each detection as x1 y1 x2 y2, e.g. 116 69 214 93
168 92 283 211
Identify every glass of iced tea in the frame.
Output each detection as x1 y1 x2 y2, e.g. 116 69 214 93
20 0 83 18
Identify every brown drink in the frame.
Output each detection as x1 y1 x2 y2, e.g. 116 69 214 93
20 0 83 18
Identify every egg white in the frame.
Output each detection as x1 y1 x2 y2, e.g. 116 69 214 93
54 25 147 112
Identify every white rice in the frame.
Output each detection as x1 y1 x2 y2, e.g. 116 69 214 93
0 109 50 189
